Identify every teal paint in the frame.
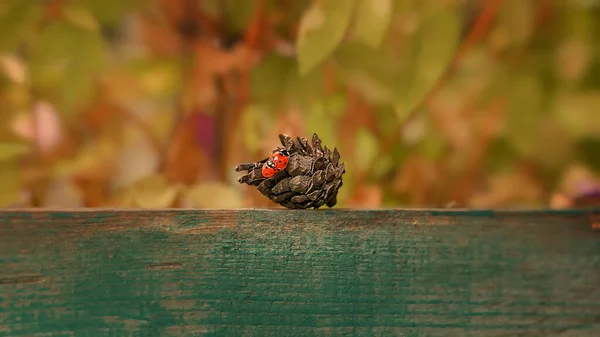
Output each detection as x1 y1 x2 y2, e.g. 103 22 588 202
48 211 77 220
89 212 112 223
0 209 599 336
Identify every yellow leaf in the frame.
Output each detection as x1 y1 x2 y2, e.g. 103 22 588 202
498 0 534 46
112 129 160 190
504 75 544 156
183 182 244 209
43 175 84 208
355 128 379 172
241 105 271 153
0 159 19 207
0 142 29 161
51 135 116 179
0 54 27 84
353 0 393 48
62 5 99 32
554 91 600 138
130 175 182 208
301 5 326 33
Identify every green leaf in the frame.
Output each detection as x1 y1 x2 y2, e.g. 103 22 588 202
395 9 461 118
306 96 346 148
554 7 593 83
334 166 354 207
394 104 413 123
352 0 393 48
486 138 517 173
554 91 600 138
504 75 544 156
72 0 142 25
223 0 258 34
419 132 446 160
129 57 181 99
250 54 295 105
0 159 19 207
498 0 535 47
580 60 600 90
477 61 511 106
407 114 445 160
29 22 109 114
355 128 379 172
0 142 29 161
532 118 574 170
250 53 325 109
240 104 272 153
296 0 356 75
0 0 44 51
325 94 347 118
333 42 402 104
578 137 600 173
561 6 594 38
306 103 335 147
283 63 325 107
371 154 393 180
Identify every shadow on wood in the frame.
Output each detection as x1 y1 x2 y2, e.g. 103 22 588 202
0 209 599 336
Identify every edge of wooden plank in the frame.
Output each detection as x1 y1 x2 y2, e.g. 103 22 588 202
0 207 599 214
1 208 598 234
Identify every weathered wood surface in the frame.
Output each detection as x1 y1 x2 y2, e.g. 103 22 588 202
0 209 599 336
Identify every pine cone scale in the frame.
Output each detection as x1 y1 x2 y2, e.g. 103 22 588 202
272 179 291 194
332 148 340 166
313 171 325 187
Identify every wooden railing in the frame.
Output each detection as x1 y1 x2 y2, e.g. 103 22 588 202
1 209 599 336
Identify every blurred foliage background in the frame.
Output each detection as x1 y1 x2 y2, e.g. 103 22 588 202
0 0 599 209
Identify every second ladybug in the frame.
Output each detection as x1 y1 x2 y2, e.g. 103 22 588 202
262 148 290 178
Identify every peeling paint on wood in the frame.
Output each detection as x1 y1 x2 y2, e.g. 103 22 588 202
0 209 599 336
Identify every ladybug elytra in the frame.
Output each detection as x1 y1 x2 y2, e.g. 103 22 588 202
261 149 289 178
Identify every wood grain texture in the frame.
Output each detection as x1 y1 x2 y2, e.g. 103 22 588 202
0 209 599 336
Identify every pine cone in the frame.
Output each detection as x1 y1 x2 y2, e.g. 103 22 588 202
235 133 346 209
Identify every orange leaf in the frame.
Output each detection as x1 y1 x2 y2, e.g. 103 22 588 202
164 115 215 185
347 184 383 208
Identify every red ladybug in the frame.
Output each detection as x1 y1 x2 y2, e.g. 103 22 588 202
262 149 289 178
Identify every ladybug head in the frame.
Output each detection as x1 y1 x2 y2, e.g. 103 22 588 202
272 148 289 157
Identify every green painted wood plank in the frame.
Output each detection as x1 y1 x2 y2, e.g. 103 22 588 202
0 209 599 336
